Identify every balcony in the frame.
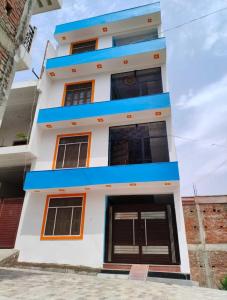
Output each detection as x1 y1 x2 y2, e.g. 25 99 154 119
0 81 38 167
54 3 161 43
15 25 36 71
24 162 179 192
32 0 62 15
46 38 166 79
37 93 170 129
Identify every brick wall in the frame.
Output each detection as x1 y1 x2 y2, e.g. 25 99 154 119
0 0 27 38
0 0 32 106
183 196 227 289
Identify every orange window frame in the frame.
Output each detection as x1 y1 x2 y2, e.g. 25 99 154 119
52 132 92 170
69 38 98 55
61 80 95 106
40 193 86 241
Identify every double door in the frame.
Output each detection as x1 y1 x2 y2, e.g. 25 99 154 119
106 199 179 265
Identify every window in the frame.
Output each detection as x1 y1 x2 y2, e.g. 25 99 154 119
113 28 158 47
109 122 169 166
111 68 162 100
41 194 86 240
71 39 97 54
63 81 94 106
54 133 91 169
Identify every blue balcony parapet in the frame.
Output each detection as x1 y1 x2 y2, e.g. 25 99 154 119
46 38 165 70
55 3 160 35
24 162 179 191
37 93 170 124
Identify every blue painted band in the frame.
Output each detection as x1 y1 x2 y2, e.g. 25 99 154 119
37 93 170 124
55 3 160 35
24 162 179 190
46 38 165 70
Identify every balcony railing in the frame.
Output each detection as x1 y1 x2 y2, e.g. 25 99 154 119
23 25 36 53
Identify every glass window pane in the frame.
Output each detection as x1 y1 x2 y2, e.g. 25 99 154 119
59 136 88 145
56 145 65 169
44 208 56 236
78 143 88 167
63 144 79 168
65 83 92 106
72 40 96 54
54 208 72 235
113 28 158 46
49 197 82 207
109 122 169 165
71 207 82 235
111 68 162 100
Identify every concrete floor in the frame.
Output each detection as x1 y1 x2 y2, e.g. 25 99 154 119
0 267 226 299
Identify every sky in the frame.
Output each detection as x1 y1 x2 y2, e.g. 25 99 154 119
15 0 227 196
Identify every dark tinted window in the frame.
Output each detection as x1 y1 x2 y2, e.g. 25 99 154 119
71 40 97 54
64 82 92 106
109 122 169 166
113 28 158 47
111 68 162 100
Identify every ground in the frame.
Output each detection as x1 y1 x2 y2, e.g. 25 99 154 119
0 268 226 299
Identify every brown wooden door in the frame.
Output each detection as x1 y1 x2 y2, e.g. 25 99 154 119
0 198 23 248
108 200 179 265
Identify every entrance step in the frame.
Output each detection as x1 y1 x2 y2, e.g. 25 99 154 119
103 263 181 273
129 264 149 281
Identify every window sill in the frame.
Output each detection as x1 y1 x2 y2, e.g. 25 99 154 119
40 235 83 241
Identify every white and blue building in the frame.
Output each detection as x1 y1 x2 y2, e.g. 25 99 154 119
15 3 190 277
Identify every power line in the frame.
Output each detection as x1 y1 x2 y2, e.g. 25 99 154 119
161 5 227 34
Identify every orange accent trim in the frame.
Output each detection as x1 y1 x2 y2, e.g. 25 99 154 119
154 53 160 59
52 132 92 170
70 38 98 55
40 193 86 241
155 111 162 116
97 118 104 123
61 80 95 106
96 64 103 69
46 124 53 128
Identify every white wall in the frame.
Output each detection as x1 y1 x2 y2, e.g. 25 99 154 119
15 23 190 273
174 189 190 273
16 187 189 272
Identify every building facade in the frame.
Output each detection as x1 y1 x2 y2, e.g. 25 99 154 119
0 0 62 250
183 196 227 288
15 3 190 276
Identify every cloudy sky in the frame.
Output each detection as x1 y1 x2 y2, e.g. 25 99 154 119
15 0 227 196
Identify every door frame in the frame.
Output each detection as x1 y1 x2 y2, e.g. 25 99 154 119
104 195 181 265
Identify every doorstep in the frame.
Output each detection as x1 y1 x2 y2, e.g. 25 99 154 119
102 263 190 280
